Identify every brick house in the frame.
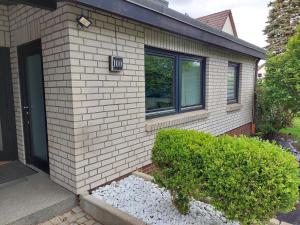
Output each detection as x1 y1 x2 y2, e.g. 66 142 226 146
0 0 265 195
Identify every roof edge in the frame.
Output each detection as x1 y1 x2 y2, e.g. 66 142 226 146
197 9 231 20
74 0 266 59
228 11 238 37
0 0 57 10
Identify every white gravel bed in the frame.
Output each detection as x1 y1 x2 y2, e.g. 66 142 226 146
91 175 239 225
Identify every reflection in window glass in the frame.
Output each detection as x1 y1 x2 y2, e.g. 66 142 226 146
227 65 237 102
180 59 201 107
145 54 175 112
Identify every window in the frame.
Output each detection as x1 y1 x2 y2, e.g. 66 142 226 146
145 54 175 113
145 48 205 117
227 62 240 104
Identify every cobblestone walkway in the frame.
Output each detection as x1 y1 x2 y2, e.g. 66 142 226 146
39 207 102 225
38 206 295 225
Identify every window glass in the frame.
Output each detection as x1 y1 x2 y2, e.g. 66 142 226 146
145 54 175 112
145 48 205 117
227 64 238 102
180 59 201 107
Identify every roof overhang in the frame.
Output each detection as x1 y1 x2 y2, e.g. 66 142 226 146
0 0 57 10
75 0 266 59
0 0 265 59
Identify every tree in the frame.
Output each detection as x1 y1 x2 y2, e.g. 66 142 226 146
257 25 300 137
264 0 300 55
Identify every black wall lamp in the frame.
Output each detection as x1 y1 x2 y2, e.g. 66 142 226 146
77 15 92 29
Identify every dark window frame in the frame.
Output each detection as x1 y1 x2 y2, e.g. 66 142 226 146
227 62 240 104
145 47 206 118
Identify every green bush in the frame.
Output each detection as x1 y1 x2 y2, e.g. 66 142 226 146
256 25 300 137
152 129 299 225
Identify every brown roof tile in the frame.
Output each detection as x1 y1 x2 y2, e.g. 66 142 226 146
197 10 238 37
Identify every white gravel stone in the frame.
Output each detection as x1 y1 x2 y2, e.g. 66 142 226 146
91 176 240 225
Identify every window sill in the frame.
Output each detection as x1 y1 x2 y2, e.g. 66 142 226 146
145 110 209 132
227 103 242 112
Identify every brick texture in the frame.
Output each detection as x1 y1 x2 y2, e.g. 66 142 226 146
65 2 256 194
139 163 157 174
7 2 77 192
226 122 253 136
2 1 256 194
0 4 9 47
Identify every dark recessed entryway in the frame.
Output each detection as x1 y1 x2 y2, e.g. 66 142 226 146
0 47 18 162
18 39 49 173
0 161 36 185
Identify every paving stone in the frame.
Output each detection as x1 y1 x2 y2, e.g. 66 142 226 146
39 206 296 225
84 220 96 225
269 218 280 225
72 207 82 213
39 221 53 225
49 216 61 224
38 207 102 225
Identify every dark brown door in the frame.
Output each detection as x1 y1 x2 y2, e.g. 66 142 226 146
0 47 18 161
18 40 49 173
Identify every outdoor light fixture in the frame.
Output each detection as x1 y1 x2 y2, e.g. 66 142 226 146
77 15 92 29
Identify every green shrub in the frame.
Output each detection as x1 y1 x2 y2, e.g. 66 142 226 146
152 129 299 225
152 129 215 214
256 25 300 137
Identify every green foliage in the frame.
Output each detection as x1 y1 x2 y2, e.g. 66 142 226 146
256 80 294 138
257 26 300 137
152 129 214 214
145 54 173 99
264 0 300 55
152 129 299 225
281 117 300 143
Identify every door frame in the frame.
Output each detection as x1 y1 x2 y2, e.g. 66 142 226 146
17 39 49 173
0 47 18 161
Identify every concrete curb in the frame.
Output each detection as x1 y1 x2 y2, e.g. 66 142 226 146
80 194 148 225
132 171 154 182
269 218 293 225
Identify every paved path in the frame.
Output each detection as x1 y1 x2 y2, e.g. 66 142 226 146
40 205 300 225
39 207 102 225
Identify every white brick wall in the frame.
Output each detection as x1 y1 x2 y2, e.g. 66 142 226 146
3 1 256 194
65 3 256 194
7 2 78 192
0 4 9 47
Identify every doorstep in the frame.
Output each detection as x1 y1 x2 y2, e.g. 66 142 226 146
0 167 77 225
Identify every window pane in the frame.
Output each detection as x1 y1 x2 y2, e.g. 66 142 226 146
180 59 201 107
145 54 175 112
227 66 237 101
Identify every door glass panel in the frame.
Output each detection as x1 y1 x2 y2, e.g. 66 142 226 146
180 59 202 107
0 118 3 151
25 54 48 162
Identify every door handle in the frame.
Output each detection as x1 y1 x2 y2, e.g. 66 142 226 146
23 106 30 116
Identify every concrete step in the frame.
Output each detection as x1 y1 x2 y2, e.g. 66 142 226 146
0 172 77 225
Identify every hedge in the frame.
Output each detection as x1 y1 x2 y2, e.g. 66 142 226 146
152 129 299 225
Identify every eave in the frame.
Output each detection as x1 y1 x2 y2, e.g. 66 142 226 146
76 0 266 59
0 0 266 59
0 0 57 10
